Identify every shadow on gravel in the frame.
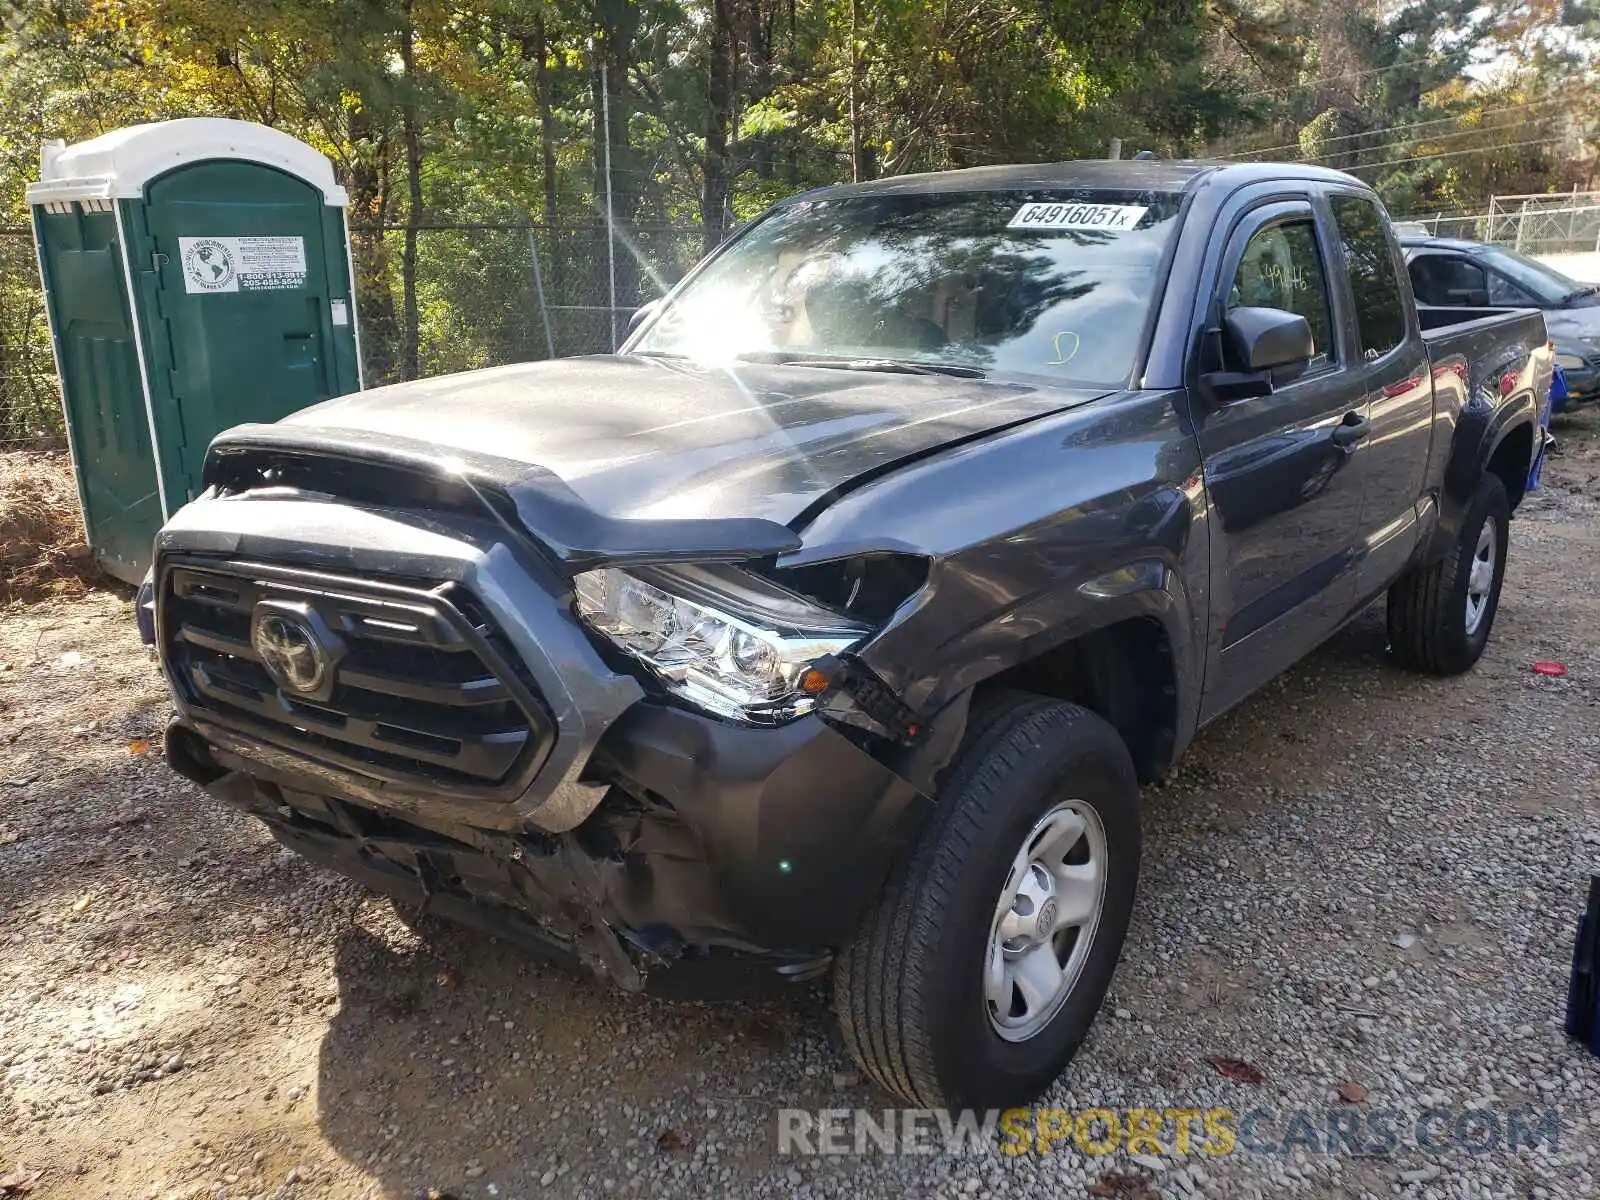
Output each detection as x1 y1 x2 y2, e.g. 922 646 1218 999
1289 598 1408 674
314 918 833 1197
0 757 274 917
299 601 1437 1198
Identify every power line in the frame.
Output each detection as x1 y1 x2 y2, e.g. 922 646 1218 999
1340 135 1568 174
1348 136 1567 174
1216 111 1570 174
1206 121 1565 177
1230 55 1468 102
1216 96 1569 161
1297 114 1566 168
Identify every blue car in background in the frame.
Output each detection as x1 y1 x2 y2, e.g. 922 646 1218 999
1549 350 1589 416
1529 363 1562 492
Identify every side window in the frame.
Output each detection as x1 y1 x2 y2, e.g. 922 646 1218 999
1330 195 1406 359
1410 255 1487 306
1227 220 1336 369
1487 272 1538 308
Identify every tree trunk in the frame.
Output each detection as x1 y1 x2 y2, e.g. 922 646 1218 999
532 14 562 313
590 0 641 336
700 0 735 254
535 16 559 233
399 7 423 382
849 0 865 182
744 0 775 182
346 104 400 384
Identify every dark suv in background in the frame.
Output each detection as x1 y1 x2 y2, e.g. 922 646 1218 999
1402 235 1600 408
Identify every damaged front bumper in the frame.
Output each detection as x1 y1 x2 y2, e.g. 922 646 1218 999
167 694 929 990
150 451 946 989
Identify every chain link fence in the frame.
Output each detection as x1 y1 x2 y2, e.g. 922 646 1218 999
1485 192 1600 255
1396 193 1600 255
9 192 1593 449
1 219 705 447
0 228 63 448
349 221 706 386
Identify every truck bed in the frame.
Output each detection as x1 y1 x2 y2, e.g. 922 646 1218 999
1419 305 1551 400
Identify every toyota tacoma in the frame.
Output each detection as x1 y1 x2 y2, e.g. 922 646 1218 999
146 160 1552 1109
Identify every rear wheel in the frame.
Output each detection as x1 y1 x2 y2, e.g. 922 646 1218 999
834 693 1141 1109
1387 474 1510 675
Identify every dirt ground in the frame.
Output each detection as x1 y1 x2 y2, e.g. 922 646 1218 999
0 451 94 607
2 410 1599 1200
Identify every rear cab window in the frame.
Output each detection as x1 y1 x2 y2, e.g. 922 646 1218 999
1330 195 1408 360
1409 255 1487 306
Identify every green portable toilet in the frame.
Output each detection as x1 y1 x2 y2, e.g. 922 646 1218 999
27 118 363 584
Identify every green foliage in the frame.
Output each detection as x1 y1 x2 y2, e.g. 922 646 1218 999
0 0 1594 434
1214 0 1594 209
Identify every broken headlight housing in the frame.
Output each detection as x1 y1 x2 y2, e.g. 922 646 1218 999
573 565 867 723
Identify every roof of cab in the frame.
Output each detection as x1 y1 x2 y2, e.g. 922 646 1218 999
787 158 1369 202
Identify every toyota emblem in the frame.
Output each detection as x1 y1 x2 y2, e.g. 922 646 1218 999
1034 898 1059 942
252 608 329 695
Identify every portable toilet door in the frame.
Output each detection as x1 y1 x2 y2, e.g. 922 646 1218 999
28 118 363 584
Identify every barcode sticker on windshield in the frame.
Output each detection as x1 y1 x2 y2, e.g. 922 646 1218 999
1007 203 1149 232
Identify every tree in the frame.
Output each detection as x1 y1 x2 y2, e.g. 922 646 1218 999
1 0 1593 437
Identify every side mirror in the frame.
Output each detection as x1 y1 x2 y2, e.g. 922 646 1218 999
625 299 661 339
1201 307 1315 405
1225 306 1314 373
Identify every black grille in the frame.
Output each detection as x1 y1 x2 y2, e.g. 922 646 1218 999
160 561 554 792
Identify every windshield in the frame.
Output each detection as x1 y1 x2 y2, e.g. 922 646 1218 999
1476 245 1584 303
634 188 1186 385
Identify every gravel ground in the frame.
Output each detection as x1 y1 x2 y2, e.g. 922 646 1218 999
3 411 1599 1200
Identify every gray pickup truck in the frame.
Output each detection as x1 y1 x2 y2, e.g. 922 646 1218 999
146 160 1551 1109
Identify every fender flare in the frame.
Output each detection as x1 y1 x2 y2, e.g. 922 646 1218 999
1432 387 1538 558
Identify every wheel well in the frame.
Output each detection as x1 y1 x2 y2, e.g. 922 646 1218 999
1486 422 1534 512
979 616 1178 784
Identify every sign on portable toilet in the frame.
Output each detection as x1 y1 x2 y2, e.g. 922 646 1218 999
27 118 363 584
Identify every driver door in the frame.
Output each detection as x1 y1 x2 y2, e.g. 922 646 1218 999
1194 199 1373 719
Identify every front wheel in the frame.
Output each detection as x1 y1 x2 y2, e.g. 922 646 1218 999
833 693 1141 1109
1387 473 1510 675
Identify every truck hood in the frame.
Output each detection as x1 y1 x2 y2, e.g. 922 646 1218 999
273 356 1107 527
1544 306 1600 347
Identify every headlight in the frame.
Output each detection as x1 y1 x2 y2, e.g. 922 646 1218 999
1556 353 1587 370
573 566 866 722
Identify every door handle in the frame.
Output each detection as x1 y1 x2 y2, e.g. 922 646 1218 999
1332 413 1370 446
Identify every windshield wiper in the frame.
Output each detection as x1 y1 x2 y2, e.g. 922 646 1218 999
734 351 987 379
1564 284 1600 302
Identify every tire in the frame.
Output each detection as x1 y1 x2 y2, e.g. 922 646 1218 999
833 692 1141 1109
1387 473 1510 676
